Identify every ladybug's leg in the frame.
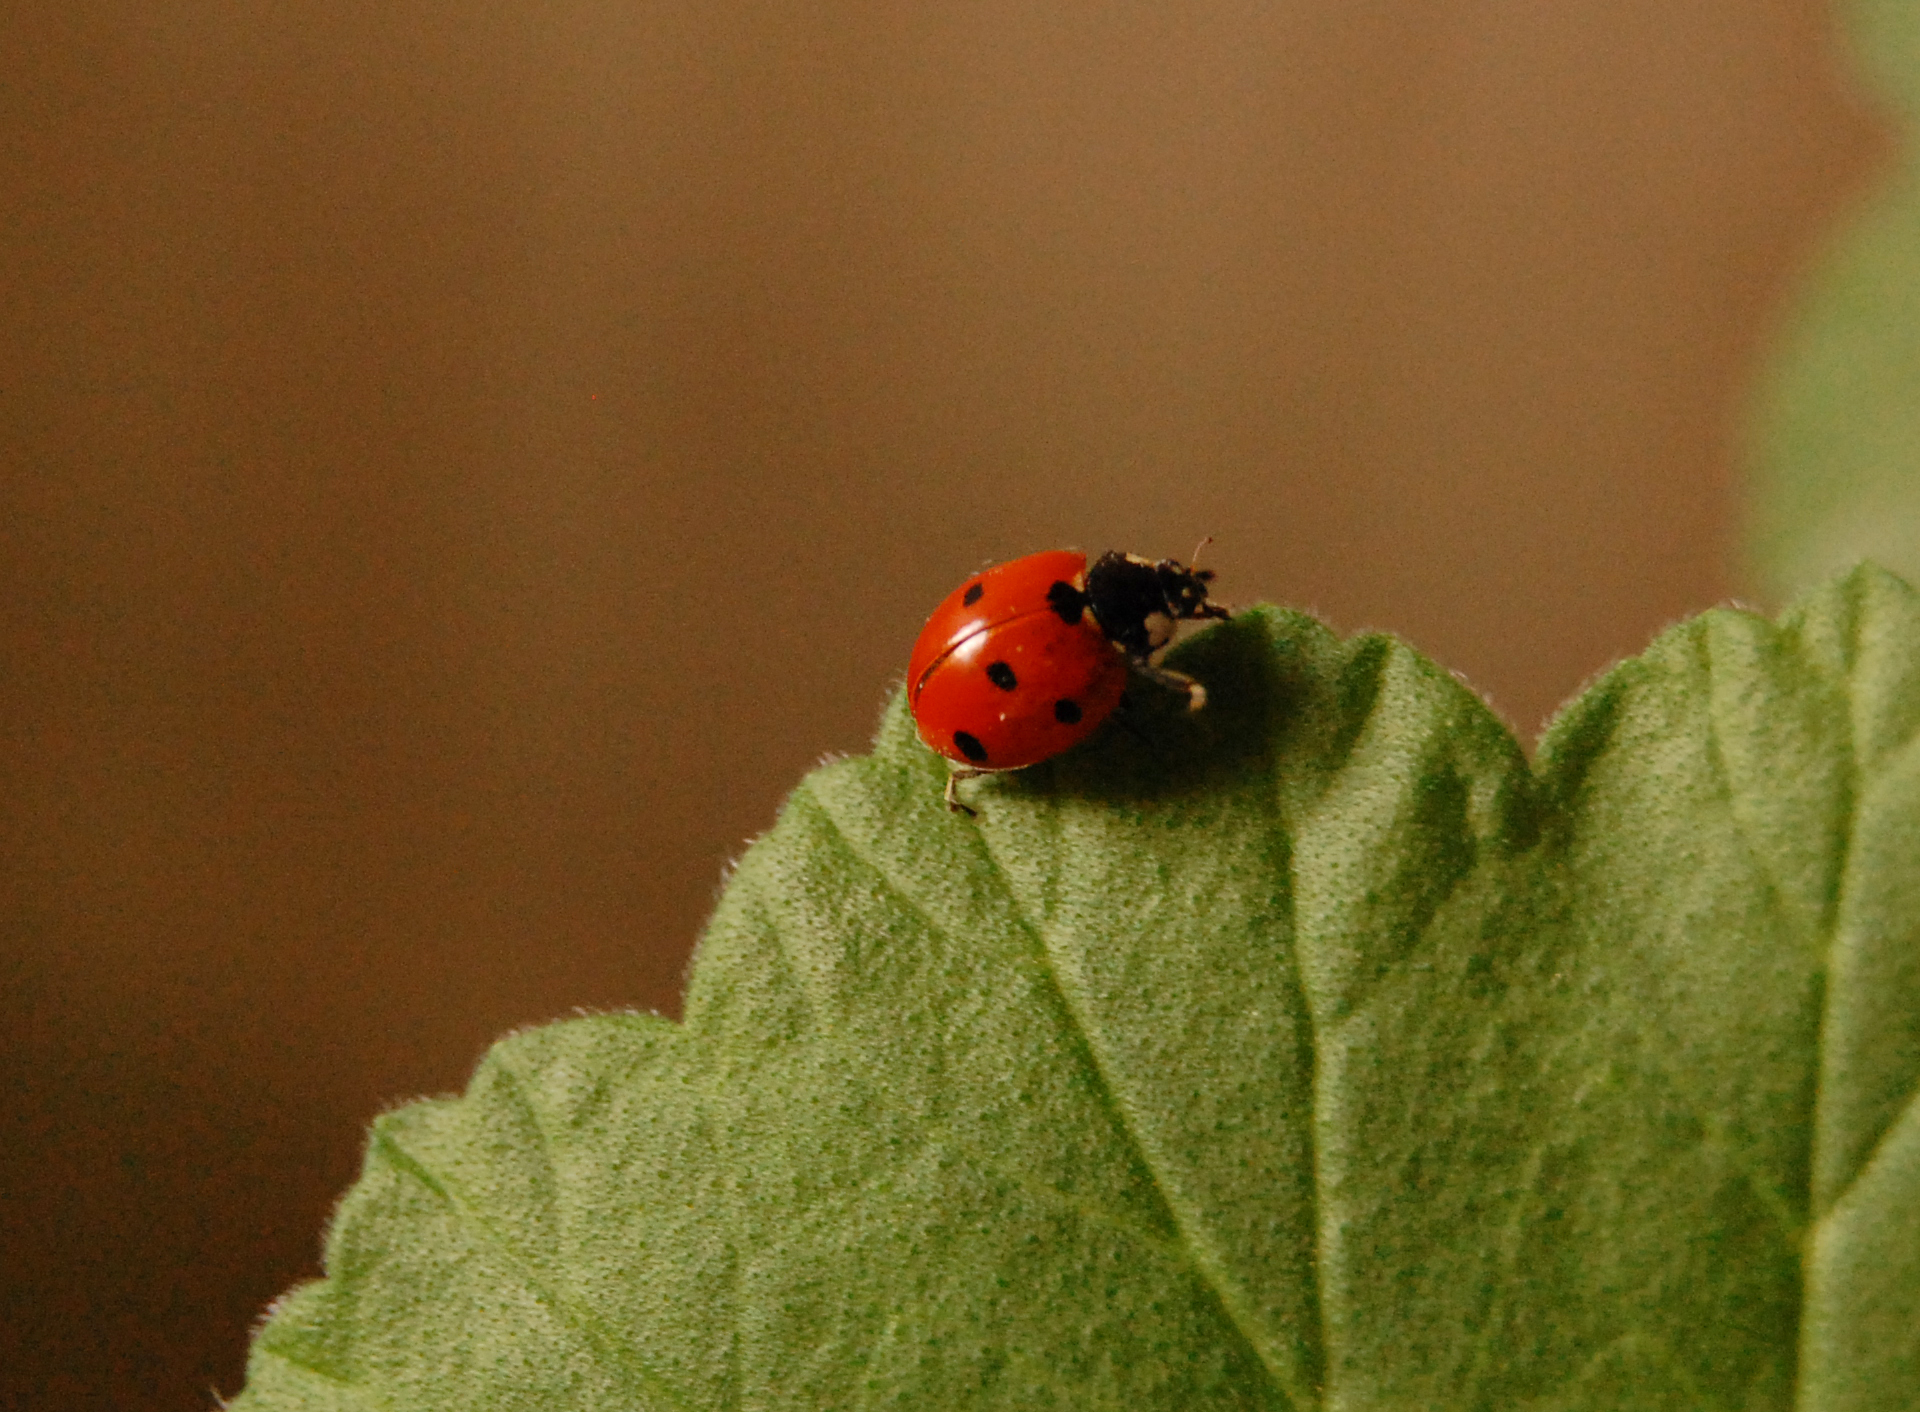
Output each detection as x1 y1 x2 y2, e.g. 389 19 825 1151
944 767 988 816
1132 660 1209 712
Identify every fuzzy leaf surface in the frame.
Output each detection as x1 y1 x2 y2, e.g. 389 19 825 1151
234 565 1920 1411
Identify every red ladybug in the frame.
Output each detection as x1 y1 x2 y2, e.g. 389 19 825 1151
908 548 1229 813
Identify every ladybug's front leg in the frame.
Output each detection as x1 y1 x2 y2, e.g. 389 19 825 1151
1132 660 1208 712
944 767 988 815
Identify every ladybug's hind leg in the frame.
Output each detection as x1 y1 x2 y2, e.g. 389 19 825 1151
1132 660 1208 712
944 766 989 816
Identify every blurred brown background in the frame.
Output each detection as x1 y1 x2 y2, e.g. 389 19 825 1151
0 0 1882 1406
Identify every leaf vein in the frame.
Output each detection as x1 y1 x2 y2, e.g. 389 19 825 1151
969 801 1314 1412
1694 644 1819 1253
371 1124 697 1412
790 787 1204 1269
248 1345 396 1408
1816 1076 1920 1233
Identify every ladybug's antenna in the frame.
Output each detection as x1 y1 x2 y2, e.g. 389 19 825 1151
1189 536 1214 571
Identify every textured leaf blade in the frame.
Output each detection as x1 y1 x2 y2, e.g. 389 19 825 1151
234 565 1920 1411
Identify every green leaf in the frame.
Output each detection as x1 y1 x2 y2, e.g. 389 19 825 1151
1747 0 1920 600
233 564 1920 1412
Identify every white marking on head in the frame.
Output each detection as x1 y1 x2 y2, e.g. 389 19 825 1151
1143 611 1174 649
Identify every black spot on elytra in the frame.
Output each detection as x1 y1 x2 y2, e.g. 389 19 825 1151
1054 698 1082 725
986 661 1018 691
953 730 988 763
963 582 984 606
1046 580 1086 624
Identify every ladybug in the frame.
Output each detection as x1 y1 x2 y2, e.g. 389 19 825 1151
907 547 1230 813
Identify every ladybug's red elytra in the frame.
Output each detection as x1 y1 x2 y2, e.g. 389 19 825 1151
907 548 1229 813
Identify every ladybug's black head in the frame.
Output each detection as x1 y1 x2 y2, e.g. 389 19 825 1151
1158 560 1220 621
1086 550 1230 658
